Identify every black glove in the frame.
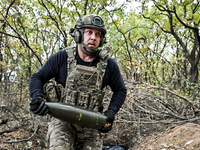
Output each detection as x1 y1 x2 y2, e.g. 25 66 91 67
99 109 115 133
30 97 49 115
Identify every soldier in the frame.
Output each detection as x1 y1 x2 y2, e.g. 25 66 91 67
29 14 127 150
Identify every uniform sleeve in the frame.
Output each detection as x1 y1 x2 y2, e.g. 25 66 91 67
29 50 65 98
105 58 127 113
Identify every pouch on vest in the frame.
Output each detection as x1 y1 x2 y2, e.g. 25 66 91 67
43 80 65 102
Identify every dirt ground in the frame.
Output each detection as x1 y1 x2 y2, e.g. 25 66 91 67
133 122 200 150
1 121 200 150
0 120 49 150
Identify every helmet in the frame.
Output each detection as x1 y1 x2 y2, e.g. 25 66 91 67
75 14 106 35
69 14 107 54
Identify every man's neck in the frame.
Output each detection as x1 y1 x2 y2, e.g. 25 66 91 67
78 44 95 62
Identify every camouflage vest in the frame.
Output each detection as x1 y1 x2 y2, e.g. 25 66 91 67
64 44 112 112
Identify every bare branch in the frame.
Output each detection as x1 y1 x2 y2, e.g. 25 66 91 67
0 9 43 66
70 0 81 17
193 2 200 13
0 124 39 143
104 8 132 64
142 82 199 112
173 6 198 31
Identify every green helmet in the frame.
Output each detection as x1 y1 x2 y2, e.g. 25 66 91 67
75 14 107 35
69 14 107 54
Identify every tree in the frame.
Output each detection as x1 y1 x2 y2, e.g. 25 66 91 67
141 0 200 84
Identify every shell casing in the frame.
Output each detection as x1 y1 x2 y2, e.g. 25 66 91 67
46 102 109 129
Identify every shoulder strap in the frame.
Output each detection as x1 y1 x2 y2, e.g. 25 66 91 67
65 44 112 75
98 43 112 62
97 44 113 73
65 46 77 75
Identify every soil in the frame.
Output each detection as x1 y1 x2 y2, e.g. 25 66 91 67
133 122 200 150
0 121 49 150
1 121 200 149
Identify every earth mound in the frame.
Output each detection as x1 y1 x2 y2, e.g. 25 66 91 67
133 122 200 150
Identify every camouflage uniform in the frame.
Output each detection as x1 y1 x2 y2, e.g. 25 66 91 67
47 118 103 150
44 14 112 150
45 43 111 150
29 14 126 150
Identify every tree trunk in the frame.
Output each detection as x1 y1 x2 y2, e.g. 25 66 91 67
0 50 2 82
189 63 198 83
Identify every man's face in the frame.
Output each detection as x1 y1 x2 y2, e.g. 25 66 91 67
83 28 102 49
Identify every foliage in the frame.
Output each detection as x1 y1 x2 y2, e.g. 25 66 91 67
1 0 200 149
0 0 199 109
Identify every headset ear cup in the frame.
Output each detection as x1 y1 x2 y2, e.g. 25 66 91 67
74 30 82 43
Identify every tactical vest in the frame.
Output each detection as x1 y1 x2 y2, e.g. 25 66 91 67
64 44 112 112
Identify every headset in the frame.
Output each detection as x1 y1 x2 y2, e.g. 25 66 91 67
69 15 107 47
69 28 106 47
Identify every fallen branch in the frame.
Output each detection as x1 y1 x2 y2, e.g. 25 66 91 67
1 106 20 121
115 117 200 125
0 119 8 125
142 82 199 112
0 124 28 135
0 124 39 143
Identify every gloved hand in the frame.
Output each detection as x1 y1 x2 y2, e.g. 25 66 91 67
99 109 115 133
30 97 49 115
